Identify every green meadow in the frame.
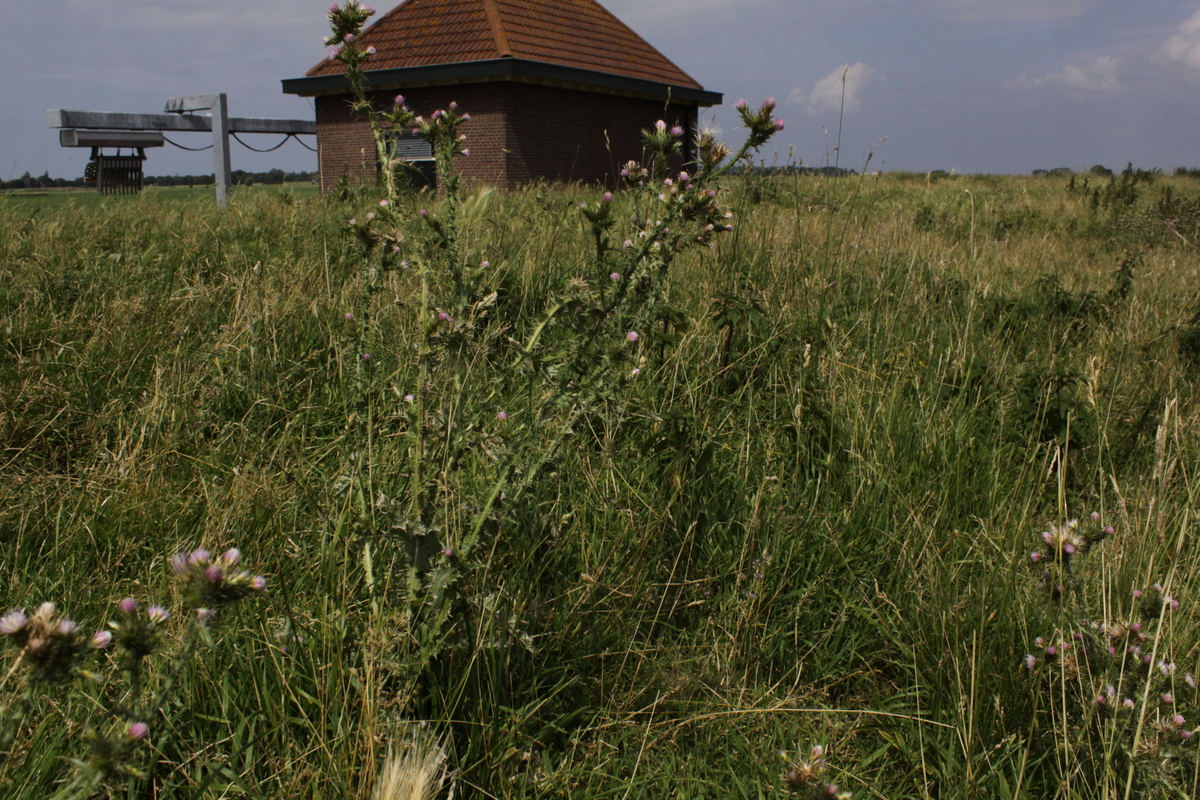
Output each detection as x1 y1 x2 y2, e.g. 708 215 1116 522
4 168 1200 798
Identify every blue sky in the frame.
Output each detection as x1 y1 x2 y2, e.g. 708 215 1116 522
5 0 1200 180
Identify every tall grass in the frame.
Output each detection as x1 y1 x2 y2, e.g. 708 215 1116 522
3 166 1200 798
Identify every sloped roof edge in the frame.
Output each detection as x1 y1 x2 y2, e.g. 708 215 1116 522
283 58 722 106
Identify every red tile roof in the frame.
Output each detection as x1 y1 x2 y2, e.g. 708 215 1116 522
306 0 703 90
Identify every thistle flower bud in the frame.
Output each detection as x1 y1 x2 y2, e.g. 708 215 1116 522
774 118 785 131
343 33 355 42
365 46 376 55
626 331 639 343
394 94 405 105
449 101 458 110
735 98 748 111
345 311 354 321
127 722 149 741
655 120 666 131
602 192 613 203
147 606 170 624
91 630 112 648
496 411 507 421
1164 693 1175 704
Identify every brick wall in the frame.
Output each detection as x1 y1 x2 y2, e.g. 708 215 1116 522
314 82 701 192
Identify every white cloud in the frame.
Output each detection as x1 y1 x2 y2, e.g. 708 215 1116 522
790 63 878 115
1164 9 1200 70
1007 56 1120 95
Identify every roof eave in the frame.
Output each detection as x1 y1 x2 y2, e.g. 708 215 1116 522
282 58 721 106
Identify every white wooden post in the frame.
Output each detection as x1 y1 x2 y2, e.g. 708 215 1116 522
211 94 233 207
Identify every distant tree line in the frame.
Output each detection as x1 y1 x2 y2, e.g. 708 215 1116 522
1 168 319 191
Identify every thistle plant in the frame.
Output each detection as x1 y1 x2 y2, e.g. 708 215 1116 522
1022 513 1198 796
779 744 853 799
0 547 266 799
321 3 786 786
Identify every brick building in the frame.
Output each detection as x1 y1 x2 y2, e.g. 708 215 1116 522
281 0 721 192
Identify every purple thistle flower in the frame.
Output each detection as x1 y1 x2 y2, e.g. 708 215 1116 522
189 549 211 565
631 368 640 377
1030 552 1041 562
1091 511 1101 521
1175 714 1187 725
774 118 785 131
404 394 415 403
365 46 376 55
58 619 79 635
432 109 443 120
1186 673 1196 688
1104 525 1114 535
1133 589 1143 598
626 331 639 343
204 565 224 584
602 191 613 203
329 4 339 12
1164 693 1175 704
670 126 684 137
148 606 170 623
735 98 748 111
449 101 458 110
223 548 241 566
394 94 405 105
419 209 428 217
623 239 633 248
1024 654 1036 669
361 353 371 361
462 112 471 121
0 610 28 635
343 33 355 43
251 576 267 592
442 546 454 557
127 722 149 741
91 630 112 648
170 553 188 575
462 148 470 156
1123 698 1135 708
365 6 375 14
345 312 354 320
1183 730 1194 739
196 608 216 623
119 597 138 615
497 411 507 421
654 119 666 131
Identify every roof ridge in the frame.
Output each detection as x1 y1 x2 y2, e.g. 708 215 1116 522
480 0 513 58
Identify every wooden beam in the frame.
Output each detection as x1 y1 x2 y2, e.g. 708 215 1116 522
47 109 315 135
59 129 165 148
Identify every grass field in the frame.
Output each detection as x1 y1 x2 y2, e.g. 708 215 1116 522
4 167 1200 799
0 182 320 211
